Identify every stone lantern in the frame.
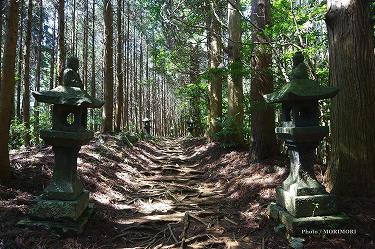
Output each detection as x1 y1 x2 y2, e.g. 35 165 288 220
186 119 195 137
142 117 151 136
19 57 104 233
264 52 348 235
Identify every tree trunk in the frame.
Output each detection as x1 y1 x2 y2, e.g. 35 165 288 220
227 0 244 144
103 0 114 133
91 0 96 131
207 0 223 140
325 0 375 197
189 44 202 136
0 0 21 180
57 0 65 86
34 0 43 145
22 0 32 146
250 0 278 161
50 11 56 89
115 0 124 132
16 0 25 119
83 0 89 90
71 0 76 56
0 0 3 87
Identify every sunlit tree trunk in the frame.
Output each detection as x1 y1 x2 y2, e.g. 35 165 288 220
0 0 21 180
207 0 223 141
227 0 244 144
250 0 278 161
49 11 56 89
325 0 375 197
22 0 32 146
115 0 124 132
103 0 114 133
57 0 65 85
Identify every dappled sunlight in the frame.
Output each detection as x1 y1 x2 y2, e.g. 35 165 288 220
134 199 174 214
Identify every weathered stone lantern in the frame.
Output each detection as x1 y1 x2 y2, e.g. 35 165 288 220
186 119 195 137
19 57 104 233
142 117 151 136
264 52 348 235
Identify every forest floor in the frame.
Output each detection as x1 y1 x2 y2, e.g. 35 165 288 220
0 135 374 248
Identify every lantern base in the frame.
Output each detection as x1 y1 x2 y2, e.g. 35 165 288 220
18 203 93 234
268 202 349 236
30 191 89 220
276 187 337 217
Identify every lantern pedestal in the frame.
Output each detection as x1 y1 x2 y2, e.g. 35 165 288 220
19 130 94 233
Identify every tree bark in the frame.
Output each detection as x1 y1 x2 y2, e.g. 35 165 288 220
250 0 278 161
50 11 56 89
57 0 65 86
83 0 89 90
16 0 25 119
91 0 96 130
207 0 223 140
189 44 202 136
0 0 21 180
0 0 3 87
325 0 375 197
227 0 244 144
34 0 43 144
103 0 114 133
115 0 124 132
22 0 32 146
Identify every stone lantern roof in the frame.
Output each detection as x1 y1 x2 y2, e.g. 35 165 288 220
33 86 104 108
264 52 338 103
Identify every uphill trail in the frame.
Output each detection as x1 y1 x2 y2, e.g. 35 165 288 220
107 137 255 248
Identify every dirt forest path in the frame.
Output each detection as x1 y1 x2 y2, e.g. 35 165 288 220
4 135 291 248
107 138 254 248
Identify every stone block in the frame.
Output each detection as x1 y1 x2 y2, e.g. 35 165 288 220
19 204 93 234
276 187 337 217
269 202 350 236
30 191 89 221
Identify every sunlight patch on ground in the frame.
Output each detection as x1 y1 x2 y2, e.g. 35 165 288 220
116 212 185 225
135 199 174 214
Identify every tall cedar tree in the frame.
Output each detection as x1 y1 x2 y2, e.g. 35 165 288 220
189 44 202 136
103 0 114 133
0 0 21 180
16 0 25 119
91 0 96 130
34 0 43 144
207 0 223 140
22 0 32 146
58 0 65 85
0 0 3 85
325 0 375 196
115 0 124 132
250 0 278 161
227 0 244 144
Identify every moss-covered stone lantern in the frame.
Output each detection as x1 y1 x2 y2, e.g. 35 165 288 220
19 57 104 233
264 52 348 235
186 119 195 137
142 117 151 136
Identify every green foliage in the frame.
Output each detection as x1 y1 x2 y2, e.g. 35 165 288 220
119 131 140 147
9 106 51 149
214 115 245 149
